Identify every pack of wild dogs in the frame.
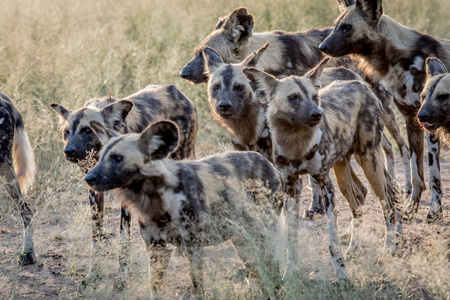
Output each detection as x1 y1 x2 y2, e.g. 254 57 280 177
1 0 449 297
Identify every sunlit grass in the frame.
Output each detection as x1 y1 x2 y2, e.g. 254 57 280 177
0 0 449 298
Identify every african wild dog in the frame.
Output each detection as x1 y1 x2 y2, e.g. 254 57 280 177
417 58 450 221
0 92 36 265
84 120 286 298
50 84 197 289
243 58 402 279
182 6 410 219
319 0 450 222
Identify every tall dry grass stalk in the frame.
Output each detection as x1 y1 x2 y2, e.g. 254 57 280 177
0 0 449 298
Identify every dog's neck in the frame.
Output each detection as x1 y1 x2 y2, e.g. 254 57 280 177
270 117 322 160
352 15 449 78
213 98 265 146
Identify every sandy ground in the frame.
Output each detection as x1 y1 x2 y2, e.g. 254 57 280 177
1 150 449 299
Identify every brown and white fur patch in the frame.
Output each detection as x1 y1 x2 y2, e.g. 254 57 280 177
320 0 450 222
244 58 402 280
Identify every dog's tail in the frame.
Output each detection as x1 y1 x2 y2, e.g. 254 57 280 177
12 115 36 195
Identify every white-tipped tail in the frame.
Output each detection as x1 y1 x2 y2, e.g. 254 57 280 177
12 126 36 195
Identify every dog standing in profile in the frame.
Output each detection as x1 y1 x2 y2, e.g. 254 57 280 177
50 85 197 289
319 0 450 222
243 58 402 279
0 92 36 265
84 120 287 299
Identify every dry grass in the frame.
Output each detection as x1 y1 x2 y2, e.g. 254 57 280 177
0 0 449 299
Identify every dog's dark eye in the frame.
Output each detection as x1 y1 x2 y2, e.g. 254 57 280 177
81 127 92 134
234 84 244 91
111 154 123 162
437 93 449 101
288 94 299 102
113 120 121 127
64 130 69 139
341 24 352 33
312 94 319 102
213 83 221 91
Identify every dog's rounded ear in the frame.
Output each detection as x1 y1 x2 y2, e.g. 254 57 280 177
242 42 269 68
305 57 330 89
356 0 383 24
336 0 356 12
90 120 119 145
242 67 278 104
138 120 179 160
50 103 71 121
426 57 447 80
202 47 224 75
102 100 133 131
223 7 254 44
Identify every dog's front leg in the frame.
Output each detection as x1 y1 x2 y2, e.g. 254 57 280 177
426 133 443 223
186 245 204 298
317 174 347 280
115 205 131 290
147 242 171 299
79 188 104 291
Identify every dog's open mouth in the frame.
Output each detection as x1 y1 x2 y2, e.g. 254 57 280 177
420 122 438 131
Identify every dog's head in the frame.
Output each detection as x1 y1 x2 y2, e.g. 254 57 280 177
84 120 179 192
202 43 269 119
180 7 254 84
243 58 329 128
50 99 133 166
320 0 383 57
418 58 450 131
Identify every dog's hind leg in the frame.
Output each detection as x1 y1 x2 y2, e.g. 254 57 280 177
356 148 397 253
1 164 36 265
382 103 411 194
334 155 363 254
350 165 367 205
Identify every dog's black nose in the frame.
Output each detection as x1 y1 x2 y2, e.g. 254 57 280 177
84 173 97 186
180 68 190 79
64 147 77 158
319 43 329 53
219 103 231 112
417 110 430 123
310 110 323 121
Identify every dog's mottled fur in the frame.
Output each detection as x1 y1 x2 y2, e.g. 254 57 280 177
183 6 409 217
84 120 286 298
417 58 450 221
0 92 36 265
180 7 331 84
243 58 402 279
320 0 450 222
50 84 198 289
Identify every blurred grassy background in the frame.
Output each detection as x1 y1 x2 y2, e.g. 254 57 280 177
0 0 449 298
